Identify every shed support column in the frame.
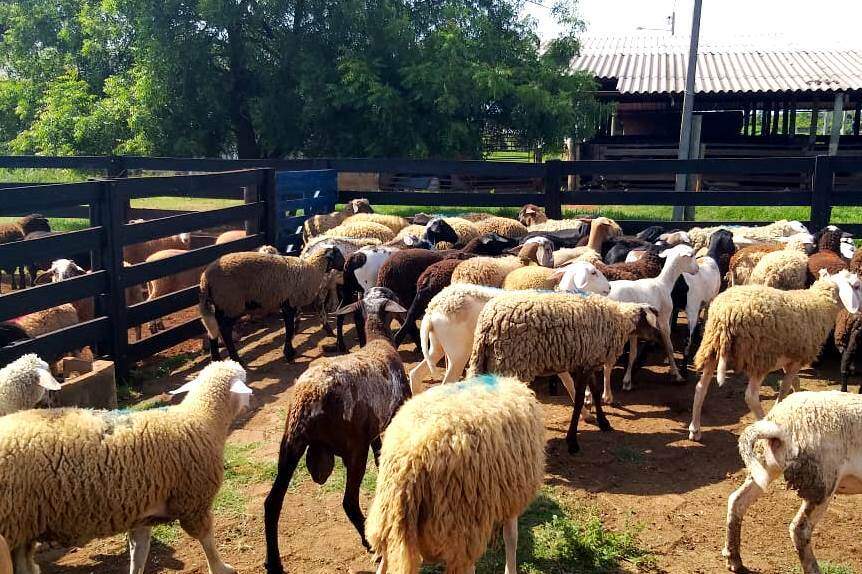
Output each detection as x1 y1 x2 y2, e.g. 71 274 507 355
853 99 861 136
829 92 845 156
789 103 797 136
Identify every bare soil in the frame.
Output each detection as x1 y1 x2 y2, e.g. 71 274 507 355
40 316 862 574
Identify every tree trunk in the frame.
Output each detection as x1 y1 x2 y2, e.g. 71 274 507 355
226 22 261 159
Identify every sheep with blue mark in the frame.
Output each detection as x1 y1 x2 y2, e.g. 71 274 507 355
367 374 545 574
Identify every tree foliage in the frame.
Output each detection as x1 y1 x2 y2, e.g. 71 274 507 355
0 0 606 158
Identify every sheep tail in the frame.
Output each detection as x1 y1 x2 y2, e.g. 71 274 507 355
716 353 729 386
738 419 788 490
419 315 443 378
198 287 220 340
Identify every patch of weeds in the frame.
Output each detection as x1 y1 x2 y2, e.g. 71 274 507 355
125 396 172 412
319 452 378 494
423 488 654 573
807 563 855 574
126 353 195 391
611 445 645 464
152 523 182 545
214 442 279 518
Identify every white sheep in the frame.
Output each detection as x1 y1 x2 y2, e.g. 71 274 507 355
0 354 61 416
725 391 862 574
0 360 253 574
689 269 862 441
367 374 545 574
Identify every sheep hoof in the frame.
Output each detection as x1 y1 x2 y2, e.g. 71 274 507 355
567 441 580 455
723 553 747 573
598 420 613 432
283 348 296 362
688 429 701 442
213 564 237 574
581 411 596 424
622 382 632 391
602 394 614 405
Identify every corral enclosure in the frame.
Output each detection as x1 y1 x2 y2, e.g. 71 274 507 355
2 153 862 376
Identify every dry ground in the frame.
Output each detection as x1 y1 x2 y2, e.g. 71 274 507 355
39 314 862 574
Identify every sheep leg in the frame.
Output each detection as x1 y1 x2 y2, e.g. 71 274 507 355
688 360 716 441
723 476 764 572
621 335 638 391
588 370 612 432
559 372 593 422
565 372 589 454
408 361 432 395
371 437 382 467
503 517 518 574
217 315 243 366
12 542 38 574
777 364 801 402
375 556 388 574
790 498 831 574
343 448 371 550
840 334 859 392
659 323 684 383
179 511 235 574
744 374 767 420
441 347 470 385
264 439 306 574
281 304 297 361
128 525 152 574
682 302 701 368
602 362 614 405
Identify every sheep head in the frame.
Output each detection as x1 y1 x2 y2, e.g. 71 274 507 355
423 218 458 247
822 269 862 314
518 204 547 226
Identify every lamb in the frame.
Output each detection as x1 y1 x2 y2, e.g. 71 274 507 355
342 213 409 233
688 269 862 441
199 246 345 364
472 215 528 239
452 238 555 288
467 290 660 452
807 229 848 283
0 359 252 574
551 217 621 266
833 308 862 393
425 216 480 248
0 354 61 416
264 288 410 574
724 391 862 574
410 261 610 393
123 223 191 264
747 248 809 290
302 198 373 241
367 374 545 574
604 244 699 391
0 223 25 292
517 203 586 233
144 249 205 333
727 242 782 286
324 220 396 243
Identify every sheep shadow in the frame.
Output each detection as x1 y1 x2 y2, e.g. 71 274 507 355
40 539 183 574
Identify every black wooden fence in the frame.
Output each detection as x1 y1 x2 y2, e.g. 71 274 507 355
1 153 862 380
0 168 276 377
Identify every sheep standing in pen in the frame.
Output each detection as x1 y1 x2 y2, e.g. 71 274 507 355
199 246 345 365
472 215 528 239
264 288 411 574
0 354 61 416
688 220 808 252
725 391 862 574
324 220 396 243
807 229 848 283
833 308 862 392
302 198 373 241
468 290 660 453
410 261 610 394
727 243 782 286
367 374 545 574
341 213 409 233
688 269 862 441
144 249 205 333
123 222 191 264
0 360 253 574
0 223 25 292
517 203 586 233
747 246 809 290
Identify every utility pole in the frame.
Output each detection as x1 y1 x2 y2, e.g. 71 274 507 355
673 0 703 221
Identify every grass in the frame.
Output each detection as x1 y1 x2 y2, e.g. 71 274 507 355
422 488 654 574
125 353 195 392
610 445 645 464
809 563 856 574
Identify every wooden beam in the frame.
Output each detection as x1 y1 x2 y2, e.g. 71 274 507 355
829 92 845 156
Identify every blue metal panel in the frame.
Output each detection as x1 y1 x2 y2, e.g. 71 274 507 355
275 169 337 252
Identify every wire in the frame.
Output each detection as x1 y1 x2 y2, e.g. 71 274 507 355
523 0 551 9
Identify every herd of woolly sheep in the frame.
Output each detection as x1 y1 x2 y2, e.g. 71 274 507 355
1 201 862 574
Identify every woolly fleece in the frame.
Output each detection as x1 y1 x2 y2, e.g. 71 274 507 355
472 216 528 239
325 221 396 243
747 250 809 290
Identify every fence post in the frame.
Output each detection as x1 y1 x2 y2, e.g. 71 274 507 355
106 155 131 221
243 181 260 236
811 155 833 231
262 168 279 248
543 159 563 219
101 179 130 382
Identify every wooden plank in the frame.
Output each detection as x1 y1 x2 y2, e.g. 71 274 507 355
560 190 811 206
128 208 192 220
338 190 543 207
328 158 545 178
0 181 102 213
559 157 814 176
278 216 306 237
122 234 263 286
115 170 268 200
0 317 110 365
0 155 112 170
126 317 204 363
127 285 199 326
121 156 323 172
0 271 108 323
0 227 103 269
123 202 264 245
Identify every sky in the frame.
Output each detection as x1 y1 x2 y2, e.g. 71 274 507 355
523 0 862 47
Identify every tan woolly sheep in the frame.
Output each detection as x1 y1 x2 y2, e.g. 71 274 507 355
517 204 586 233
689 220 808 252
726 391 862 574
144 249 205 333
0 360 253 574
689 269 862 441
342 213 409 233
123 221 191 264
0 354 61 416
214 229 246 245
0 535 9 574
727 243 783 286
325 220 396 243
393 223 426 241
747 249 809 290
199 247 345 364
449 238 554 288
367 374 545 574
427 217 480 249
502 265 558 290
301 198 373 241
468 290 660 452
472 215 528 239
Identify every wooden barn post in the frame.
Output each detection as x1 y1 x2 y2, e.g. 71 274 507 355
543 160 563 219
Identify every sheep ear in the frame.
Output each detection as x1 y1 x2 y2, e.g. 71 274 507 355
819 268 830 280
837 275 861 314
230 377 253 395
384 300 407 314
37 368 62 391
335 301 362 315
573 267 589 289
524 207 537 215
352 202 361 213
169 376 201 395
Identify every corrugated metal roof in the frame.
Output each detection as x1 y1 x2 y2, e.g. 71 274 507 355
572 35 862 95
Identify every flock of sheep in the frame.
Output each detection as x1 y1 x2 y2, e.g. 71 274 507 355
1 199 862 574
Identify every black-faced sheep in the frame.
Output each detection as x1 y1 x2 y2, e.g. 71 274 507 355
264 288 410 573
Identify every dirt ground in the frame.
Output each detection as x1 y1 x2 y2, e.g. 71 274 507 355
41 315 862 574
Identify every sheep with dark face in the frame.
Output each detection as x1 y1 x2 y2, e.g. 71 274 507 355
264 288 411 574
